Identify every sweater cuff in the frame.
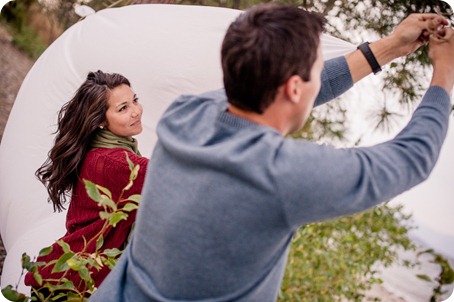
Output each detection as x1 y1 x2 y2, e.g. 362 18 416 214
422 86 452 111
315 56 354 107
324 56 354 96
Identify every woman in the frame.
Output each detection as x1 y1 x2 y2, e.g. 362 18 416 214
24 70 149 296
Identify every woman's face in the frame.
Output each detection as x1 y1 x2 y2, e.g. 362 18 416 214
104 84 143 137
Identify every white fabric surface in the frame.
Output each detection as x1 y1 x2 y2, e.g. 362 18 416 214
0 4 355 293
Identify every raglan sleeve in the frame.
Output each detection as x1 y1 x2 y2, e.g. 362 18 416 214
277 86 451 229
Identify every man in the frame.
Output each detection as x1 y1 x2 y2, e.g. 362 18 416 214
90 3 453 301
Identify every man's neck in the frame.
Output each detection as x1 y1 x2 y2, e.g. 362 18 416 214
227 103 288 136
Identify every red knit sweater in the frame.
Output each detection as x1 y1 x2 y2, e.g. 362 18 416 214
24 148 149 291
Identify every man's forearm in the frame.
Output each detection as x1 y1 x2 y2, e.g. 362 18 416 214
345 36 401 83
345 13 449 84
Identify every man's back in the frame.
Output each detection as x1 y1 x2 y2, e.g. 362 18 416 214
132 90 297 300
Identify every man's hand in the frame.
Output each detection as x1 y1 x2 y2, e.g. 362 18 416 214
429 27 454 93
388 13 449 58
346 13 449 84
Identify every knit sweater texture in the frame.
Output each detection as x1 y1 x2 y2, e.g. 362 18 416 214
25 148 148 291
89 57 452 302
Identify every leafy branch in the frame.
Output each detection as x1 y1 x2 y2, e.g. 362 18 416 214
1 152 141 302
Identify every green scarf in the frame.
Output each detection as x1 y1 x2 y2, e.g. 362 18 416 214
91 129 141 156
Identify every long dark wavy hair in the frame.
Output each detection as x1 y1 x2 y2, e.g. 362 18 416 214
37 70 131 212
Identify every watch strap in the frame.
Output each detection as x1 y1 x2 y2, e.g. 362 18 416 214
357 42 382 75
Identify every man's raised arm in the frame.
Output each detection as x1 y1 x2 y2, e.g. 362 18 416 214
346 13 449 83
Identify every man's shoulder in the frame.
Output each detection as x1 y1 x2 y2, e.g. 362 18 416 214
171 89 226 107
160 89 227 124
198 88 227 100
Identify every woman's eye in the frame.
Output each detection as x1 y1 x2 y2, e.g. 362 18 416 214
119 106 127 112
133 98 139 103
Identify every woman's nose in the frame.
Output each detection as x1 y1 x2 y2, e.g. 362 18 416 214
131 105 140 117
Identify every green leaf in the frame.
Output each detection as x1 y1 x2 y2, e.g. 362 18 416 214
126 194 141 204
66 257 82 271
43 259 58 269
87 257 97 267
99 211 111 220
109 212 128 227
33 271 43 286
129 164 140 182
103 248 122 258
101 256 117 270
45 286 79 301
78 267 91 282
434 255 454 285
21 253 32 271
416 274 433 283
417 248 435 257
123 202 138 212
35 290 45 301
38 246 53 257
96 235 104 251
48 279 74 291
125 152 134 171
96 184 112 199
99 195 117 211
52 252 75 273
84 179 102 202
124 180 133 191
57 240 71 253
1 285 28 301
92 255 103 269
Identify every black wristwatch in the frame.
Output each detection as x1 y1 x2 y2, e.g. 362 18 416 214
357 42 382 75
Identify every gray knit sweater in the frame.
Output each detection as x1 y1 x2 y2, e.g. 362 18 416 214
90 57 451 302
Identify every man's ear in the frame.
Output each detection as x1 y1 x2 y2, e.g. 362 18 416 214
284 75 304 104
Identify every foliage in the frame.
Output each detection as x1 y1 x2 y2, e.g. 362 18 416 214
416 249 454 302
279 203 416 301
294 0 453 133
46 0 81 30
1 0 48 59
10 24 47 60
1 152 140 302
322 0 453 127
290 100 348 143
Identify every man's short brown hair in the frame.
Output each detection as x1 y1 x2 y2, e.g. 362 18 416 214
221 3 325 113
